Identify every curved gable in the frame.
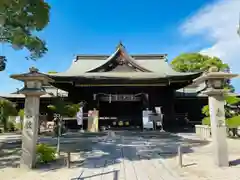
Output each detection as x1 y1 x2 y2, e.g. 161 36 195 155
87 46 151 72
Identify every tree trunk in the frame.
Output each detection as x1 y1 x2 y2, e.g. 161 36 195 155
38 118 41 135
3 117 7 132
20 119 23 130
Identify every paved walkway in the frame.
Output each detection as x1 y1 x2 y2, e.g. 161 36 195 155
0 133 21 142
2 131 239 180
0 132 183 180
164 134 240 180
69 136 179 180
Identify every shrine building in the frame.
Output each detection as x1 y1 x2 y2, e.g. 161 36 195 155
46 43 205 130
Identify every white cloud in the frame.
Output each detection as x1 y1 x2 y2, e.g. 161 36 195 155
181 0 240 74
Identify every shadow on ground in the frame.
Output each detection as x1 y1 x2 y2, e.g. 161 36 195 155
229 159 240 166
0 142 21 169
71 170 119 180
0 131 210 172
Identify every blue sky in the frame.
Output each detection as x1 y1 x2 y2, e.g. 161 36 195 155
1 0 240 93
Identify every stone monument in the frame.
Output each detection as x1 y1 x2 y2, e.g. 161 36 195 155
10 67 53 169
193 66 238 167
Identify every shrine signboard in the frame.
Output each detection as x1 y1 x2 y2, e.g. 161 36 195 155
99 94 141 102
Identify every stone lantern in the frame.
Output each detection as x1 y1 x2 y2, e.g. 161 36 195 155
10 67 53 169
193 66 238 167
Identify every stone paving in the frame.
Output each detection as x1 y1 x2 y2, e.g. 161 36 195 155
0 131 191 180
163 135 240 180
2 131 239 180
0 133 21 143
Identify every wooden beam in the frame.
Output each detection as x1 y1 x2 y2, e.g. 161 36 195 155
75 83 167 87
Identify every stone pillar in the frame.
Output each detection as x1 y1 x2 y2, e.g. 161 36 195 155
10 67 52 169
21 96 40 168
193 67 238 167
208 94 229 166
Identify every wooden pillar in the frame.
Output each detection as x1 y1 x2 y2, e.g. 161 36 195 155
162 88 176 130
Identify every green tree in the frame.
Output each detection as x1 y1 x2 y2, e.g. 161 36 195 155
0 0 50 63
47 98 81 135
0 98 17 131
171 53 229 72
0 56 6 71
202 95 240 137
17 109 24 130
48 71 58 74
48 99 81 118
172 52 240 136
171 53 234 91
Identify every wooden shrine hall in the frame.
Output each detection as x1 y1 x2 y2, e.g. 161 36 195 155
47 43 202 130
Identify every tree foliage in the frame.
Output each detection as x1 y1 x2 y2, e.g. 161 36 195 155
47 98 81 136
171 53 229 73
17 108 24 130
36 143 56 163
48 71 58 74
0 56 6 71
0 0 50 60
0 98 17 131
47 98 81 118
172 52 240 135
18 108 24 120
171 53 234 91
201 95 240 127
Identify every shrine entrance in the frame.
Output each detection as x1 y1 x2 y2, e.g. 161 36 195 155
95 93 147 129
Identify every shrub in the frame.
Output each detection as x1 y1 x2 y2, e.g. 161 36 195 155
36 144 56 163
202 105 210 117
17 109 24 130
202 117 210 126
202 116 240 128
226 115 240 128
7 120 16 132
14 122 22 131
0 99 17 132
18 109 24 120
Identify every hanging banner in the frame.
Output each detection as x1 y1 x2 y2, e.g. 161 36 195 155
76 107 83 125
142 110 153 129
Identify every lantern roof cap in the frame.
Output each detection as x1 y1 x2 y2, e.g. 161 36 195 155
193 67 238 85
10 66 53 83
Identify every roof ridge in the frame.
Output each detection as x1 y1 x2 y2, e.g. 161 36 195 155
76 54 167 61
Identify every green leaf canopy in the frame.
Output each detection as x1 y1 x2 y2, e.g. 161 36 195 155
47 98 81 118
171 53 229 73
0 0 50 60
